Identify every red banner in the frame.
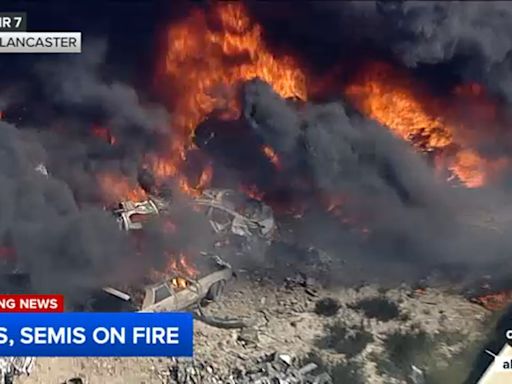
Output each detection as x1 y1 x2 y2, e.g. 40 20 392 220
0 294 64 312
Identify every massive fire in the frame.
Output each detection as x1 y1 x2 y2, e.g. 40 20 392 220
98 6 507 205
154 2 306 196
164 2 307 135
345 62 499 188
97 3 307 202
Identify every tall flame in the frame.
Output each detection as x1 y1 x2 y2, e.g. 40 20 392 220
345 62 499 188
155 2 307 195
165 253 198 278
178 163 213 198
165 2 307 136
166 253 198 289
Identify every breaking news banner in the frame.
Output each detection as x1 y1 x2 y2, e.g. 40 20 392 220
0 312 193 357
0 294 64 313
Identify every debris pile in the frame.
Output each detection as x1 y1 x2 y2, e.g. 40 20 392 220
0 357 34 384
234 353 332 384
168 353 332 384
283 272 321 299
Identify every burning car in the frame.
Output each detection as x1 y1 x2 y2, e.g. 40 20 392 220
91 254 234 312
112 188 276 239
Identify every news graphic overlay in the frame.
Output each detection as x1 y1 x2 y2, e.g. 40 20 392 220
0 13 26 31
0 312 193 356
0 12 81 53
0 294 64 312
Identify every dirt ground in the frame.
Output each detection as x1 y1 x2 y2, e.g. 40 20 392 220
17 273 490 384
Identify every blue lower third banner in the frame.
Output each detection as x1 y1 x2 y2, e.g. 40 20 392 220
0 312 193 356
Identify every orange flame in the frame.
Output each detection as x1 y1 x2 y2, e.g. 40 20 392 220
262 145 281 170
344 62 498 188
239 184 265 201
166 253 198 279
170 276 190 290
148 253 198 289
471 291 512 311
97 173 147 203
165 2 306 136
178 163 213 197
91 124 116 145
154 2 307 196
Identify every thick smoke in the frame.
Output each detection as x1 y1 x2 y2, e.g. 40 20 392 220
36 41 169 139
2 2 512 297
0 41 215 302
249 2 512 71
7 41 171 202
242 79 512 282
0 121 140 304
250 1 512 118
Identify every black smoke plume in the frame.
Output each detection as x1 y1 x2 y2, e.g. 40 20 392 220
1 1 512 298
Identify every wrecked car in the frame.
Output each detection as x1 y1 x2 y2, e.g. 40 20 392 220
194 189 275 239
112 199 160 231
112 188 276 239
90 254 234 312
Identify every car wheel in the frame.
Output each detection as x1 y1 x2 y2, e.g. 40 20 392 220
206 280 226 301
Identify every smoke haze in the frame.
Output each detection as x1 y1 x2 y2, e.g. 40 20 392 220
0 1 511 298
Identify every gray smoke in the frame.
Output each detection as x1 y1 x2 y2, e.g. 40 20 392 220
249 1 512 104
2 4 512 295
243 79 512 282
238 1 512 282
27 41 172 202
36 41 170 139
0 41 213 303
0 121 141 304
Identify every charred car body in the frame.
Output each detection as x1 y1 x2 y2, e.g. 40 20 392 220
104 187 275 311
90 253 233 312
195 189 275 239
9 166 273 313
111 187 276 240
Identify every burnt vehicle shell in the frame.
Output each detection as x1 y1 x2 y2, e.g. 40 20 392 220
111 199 160 231
139 262 232 312
111 188 276 239
193 189 276 239
92 255 234 312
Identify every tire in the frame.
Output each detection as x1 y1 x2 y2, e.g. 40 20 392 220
206 280 226 301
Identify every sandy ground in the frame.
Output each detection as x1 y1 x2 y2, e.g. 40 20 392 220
17 275 490 384
19 357 169 384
